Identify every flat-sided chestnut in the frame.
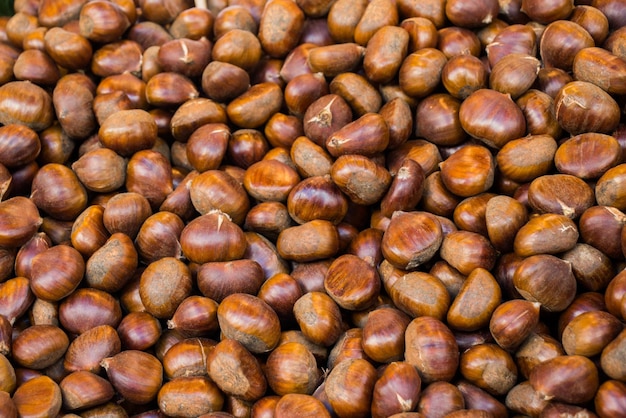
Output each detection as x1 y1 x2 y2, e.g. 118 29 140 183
207 338 267 402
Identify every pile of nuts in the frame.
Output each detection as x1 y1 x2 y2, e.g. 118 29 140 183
1 0 626 416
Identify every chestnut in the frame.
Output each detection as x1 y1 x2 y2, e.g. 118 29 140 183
217 293 281 354
405 316 459 383
447 268 502 332
161 336 214 379
11 324 69 370
0 80 54 131
459 89 526 149
101 350 163 405
265 341 320 396
12 375 62 418
207 338 267 402
324 254 381 311
30 244 85 302
530 355 599 404
293 291 343 347
158 376 224 417
0 196 42 248
180 211 247 264
59 288 123 335
325 358 377 418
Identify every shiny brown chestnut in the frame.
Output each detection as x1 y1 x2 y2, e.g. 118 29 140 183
101 350 163 405
102 192 152 239
530 355 599 404
459 89 526 149
30 244 84 302
189 169 250 225
59 288 123 335
405 316 459 383
180 211 247 264
30 163 88 221
207 338 267 402
0 196 42 248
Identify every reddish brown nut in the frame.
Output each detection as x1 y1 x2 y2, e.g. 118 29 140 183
390 271 450 321
440 144 495 197
85 232 137 293
258 0 305 58
158 376 224 417
78 0 131 43
505 381 550 418
399 48 447 98
381 210 443 270
0 80 54 131
98 109 157 157
0 196 42 248
30 163 88 222
12 324 69 370
496 134 558 183
227 82 283 129
277 219 339 262
60 370 115 411
539 20 594 71
265 341 320 396
513 254 577 312
326 112 389 157
325 358 377 417
530 355 599 404
561 243 614 292
139 257 192 319
527 173 595 219
596 164 626 212
293 291 343 347
555 80 621 136
59 288 122 335
330 71 382 116
595 379 626 418
180 211 247 264
489 53 540 100
189 169 250 225
405 316 459 383
324 254 381 311
361 307 410 363
516 89 562 138
207 338 267 402
600 328 626 381
353 0 399 45
243 159 301 203
145 71 199 108
101 350 163 405
63 325 121 374
12 375 62 418
217 293 281 354
447 268 502 332
363 25 409 84
460 343 518 396
513 213 579 257
562 310 623 357
330 154 392 206
170 97 228 143
439 230 497 276
489 299 540 351
30 244 85 302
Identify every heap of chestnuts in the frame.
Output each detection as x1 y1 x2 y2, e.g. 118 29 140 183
0 0 626 416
